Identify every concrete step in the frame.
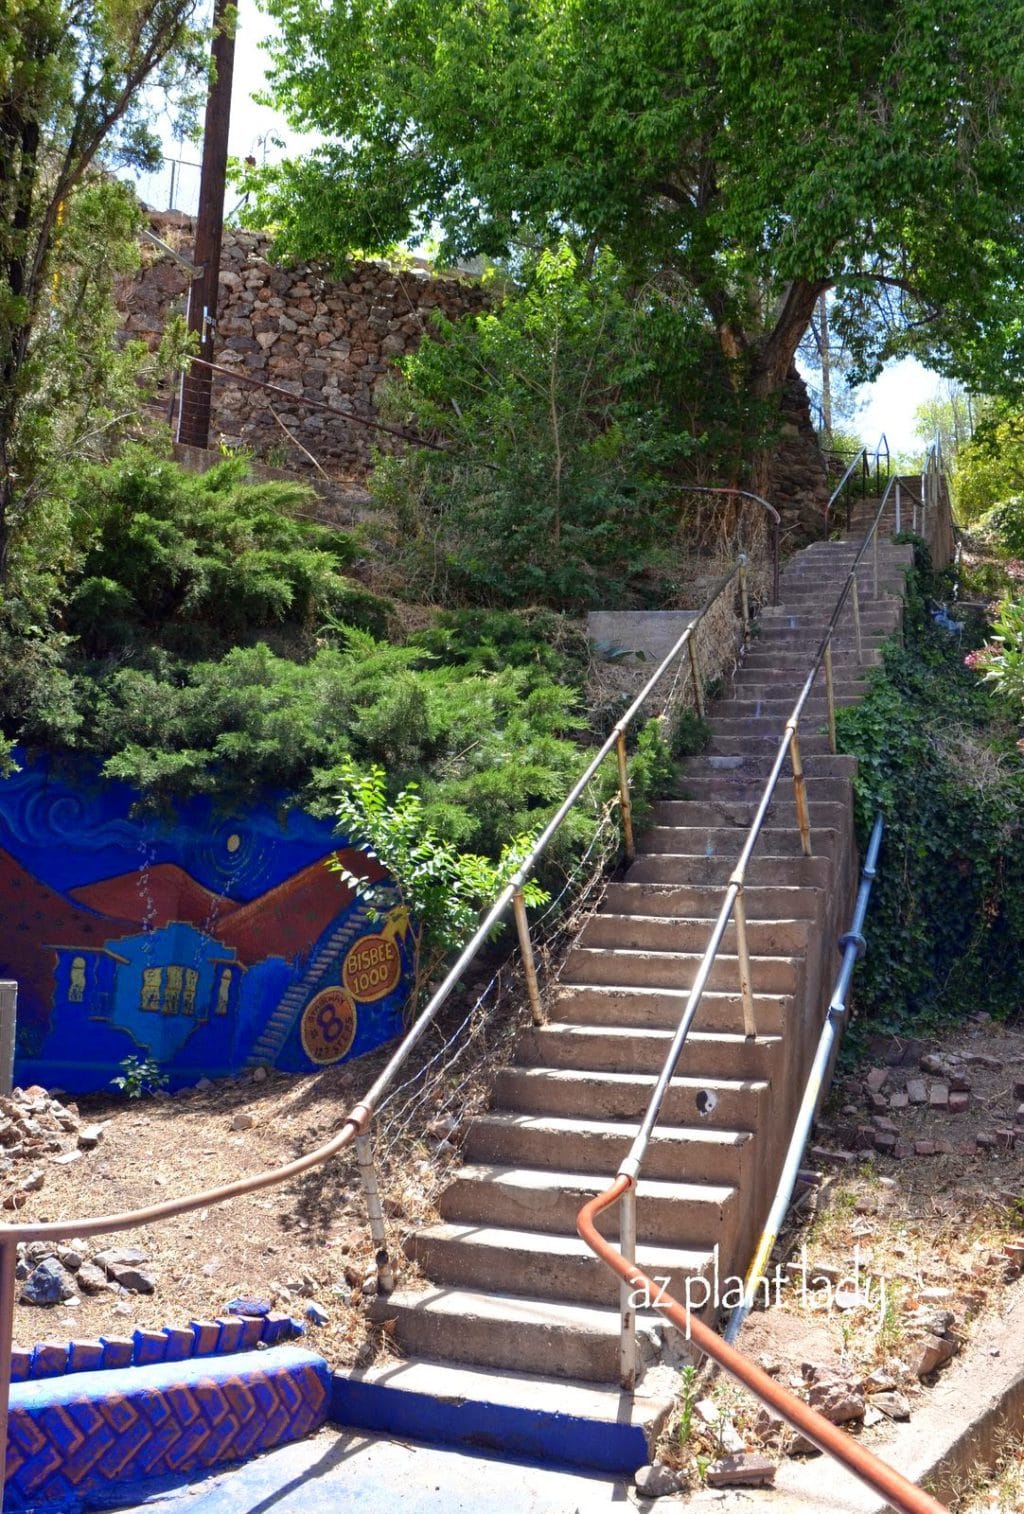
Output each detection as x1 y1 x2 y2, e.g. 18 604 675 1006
602 879 824 921
548 982 792 1035
562 943 804 994
465 1113 754 1184
672 774 851 805
515 1023 781 1080
492 1065 768 1129
681 751 857 778
371 1287 657 1383
637 822 842 859
712 695 861 720
406 1222 718 1308
705 733 845 758
624 852 833 887
649 799 848 831
438 1164 736 1248
577 909 812 955
736 650 881 671
334 1356 673 1473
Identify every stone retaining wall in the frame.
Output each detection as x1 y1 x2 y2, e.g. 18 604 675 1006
118 213 489 473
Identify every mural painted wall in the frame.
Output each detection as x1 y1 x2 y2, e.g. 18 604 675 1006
0 752 413 1093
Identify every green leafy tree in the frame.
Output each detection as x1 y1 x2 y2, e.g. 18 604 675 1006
0 0 208 581
249 0 1024 444
371 246 703 609
955 402 1024 523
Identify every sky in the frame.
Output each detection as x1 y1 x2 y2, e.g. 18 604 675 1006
134 1 941 460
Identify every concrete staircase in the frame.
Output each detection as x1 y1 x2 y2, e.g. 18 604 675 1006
339 521 915 1470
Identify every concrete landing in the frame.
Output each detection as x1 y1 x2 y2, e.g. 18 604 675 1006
93 1425 628 1513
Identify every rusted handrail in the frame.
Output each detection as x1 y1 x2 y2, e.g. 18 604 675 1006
679 485 782 606
577 1181 949 1514
0 558 752 1495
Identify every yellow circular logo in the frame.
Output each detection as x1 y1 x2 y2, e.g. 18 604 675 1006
300 988 358 1064
342 933 402 1003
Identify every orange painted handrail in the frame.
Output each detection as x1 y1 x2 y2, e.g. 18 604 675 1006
577 1178 950 1514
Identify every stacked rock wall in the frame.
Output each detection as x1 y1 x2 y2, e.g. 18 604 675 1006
765 367 830 538
118 212 489 475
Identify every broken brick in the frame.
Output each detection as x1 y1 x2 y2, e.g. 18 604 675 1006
948 1091 970 1114
907 1079 927 1105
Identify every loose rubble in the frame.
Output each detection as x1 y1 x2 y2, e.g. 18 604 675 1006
0 1084 105 1211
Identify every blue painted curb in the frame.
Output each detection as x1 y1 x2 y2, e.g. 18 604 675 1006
330 1372 650 1476
4 1345 330 1512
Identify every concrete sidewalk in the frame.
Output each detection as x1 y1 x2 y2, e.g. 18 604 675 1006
102 1427 631 1514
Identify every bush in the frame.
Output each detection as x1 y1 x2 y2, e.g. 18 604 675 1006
64 447 388 657
371 246 697 610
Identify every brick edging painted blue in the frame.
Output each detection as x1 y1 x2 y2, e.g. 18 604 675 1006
5 1345 330 1510
11 1313 303 1385
329 1371 650 1476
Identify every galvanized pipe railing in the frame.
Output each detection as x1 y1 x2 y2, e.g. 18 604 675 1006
584 473 902 1377
680 485 782 606
823 433 890 537
0 559 754 1495
578 489 953 1511
724 812 884 1344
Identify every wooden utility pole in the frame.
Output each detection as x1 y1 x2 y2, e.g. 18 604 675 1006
177 0 236 449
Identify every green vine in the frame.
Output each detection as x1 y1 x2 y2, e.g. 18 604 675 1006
836 554 1024 1039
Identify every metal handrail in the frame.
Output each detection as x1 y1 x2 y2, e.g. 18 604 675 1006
577 1181 948 1514
823 433 890 537
679 485 782 606
582 474 896 1376
0 559 752 1493
724 813 884 1343
578 482 955 1512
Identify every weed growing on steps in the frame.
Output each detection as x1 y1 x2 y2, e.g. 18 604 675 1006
835 548 1024 1040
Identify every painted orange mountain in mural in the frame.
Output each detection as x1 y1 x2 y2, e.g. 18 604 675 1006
71 865 237 930
0 848 137 1018
215 849 388 965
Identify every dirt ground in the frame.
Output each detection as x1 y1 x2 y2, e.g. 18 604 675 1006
6 994 1023 1502
4 1037 465 1367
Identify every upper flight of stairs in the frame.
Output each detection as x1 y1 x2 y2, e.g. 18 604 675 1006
342 515 916 1469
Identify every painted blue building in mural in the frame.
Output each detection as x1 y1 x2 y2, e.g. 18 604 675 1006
0 751 412 1093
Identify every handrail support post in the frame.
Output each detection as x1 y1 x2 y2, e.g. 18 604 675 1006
732 887 758 1039
513 887 546 1026
355 1131 395 1296
615 732 637 863
790 730 813 857
738 556 750 636
0 1237 15 1500
687 637 705 720
619 1182 638 1390
851 575 864 665
823 640 838 755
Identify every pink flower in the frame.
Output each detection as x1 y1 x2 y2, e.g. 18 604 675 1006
964 648 990 669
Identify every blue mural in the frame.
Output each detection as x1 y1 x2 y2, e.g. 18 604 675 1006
0 751 412 1092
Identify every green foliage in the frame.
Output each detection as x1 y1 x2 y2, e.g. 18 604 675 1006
955 403 1024 524
0 1 208 576
836 568 1024 1032
331 760 549 1003
670 708 712 759
250 0 1024 407
111 1054 169 1099
969 596 1024 708
406 606 589 682
64 447 386 657
371 247 700 610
